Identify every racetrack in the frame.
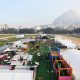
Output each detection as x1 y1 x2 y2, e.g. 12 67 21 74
55 35 80 47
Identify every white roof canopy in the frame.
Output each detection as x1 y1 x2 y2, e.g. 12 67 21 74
0 68 33 80
3 48 11 52
60 49 80 80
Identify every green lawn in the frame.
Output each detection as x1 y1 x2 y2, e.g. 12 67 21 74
0 41 6 46
28 42 57 80
0 37 20 46
0 34 16 46
7 37 20 42
35 46 57 80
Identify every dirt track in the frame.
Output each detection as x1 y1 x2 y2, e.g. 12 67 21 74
55 35 80 47
0 36 15 40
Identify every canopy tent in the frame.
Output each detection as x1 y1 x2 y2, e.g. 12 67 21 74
41 34 47 37
21 39 35 43
27 55 33 61
13 40 21 43
3 48 11 52
16 43 28 48
13 41 28 49
0 68 33 80
16 34 24 38
60 49 80 80
23 53 29 60
13 41 21 45
0 45 9 54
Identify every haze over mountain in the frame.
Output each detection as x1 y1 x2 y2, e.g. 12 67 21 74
53 10 80 25
35 10 80 30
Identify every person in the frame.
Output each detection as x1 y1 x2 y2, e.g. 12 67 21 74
20 56 23 61
10 65 15 70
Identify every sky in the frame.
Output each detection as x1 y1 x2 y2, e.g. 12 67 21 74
0 0 80 28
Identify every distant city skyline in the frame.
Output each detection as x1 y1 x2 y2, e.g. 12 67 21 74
0 0 80 27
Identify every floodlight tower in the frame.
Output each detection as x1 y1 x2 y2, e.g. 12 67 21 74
4 24 8 30
19 25 21 34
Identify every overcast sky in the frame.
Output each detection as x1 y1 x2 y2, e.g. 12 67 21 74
0 0 80 27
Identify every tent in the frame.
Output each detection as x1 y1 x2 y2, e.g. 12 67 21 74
0 68 33 80
27 55 33 61
16 34 24 38
0 45 9 54
21 39 35 43
13 41 21 45
17 43 28 48
60 49 80 80
3 48 11 52
13 41 28 48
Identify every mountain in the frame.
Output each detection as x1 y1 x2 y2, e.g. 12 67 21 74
53 10 80 25
52 10 80 30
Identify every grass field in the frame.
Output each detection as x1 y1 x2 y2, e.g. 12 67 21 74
0 34 49 46
0 34 19 46
7 37 20 42
0 41 6 46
